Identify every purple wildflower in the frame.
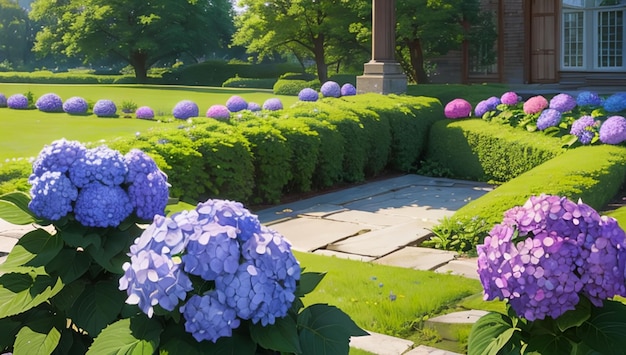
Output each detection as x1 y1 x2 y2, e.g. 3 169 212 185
93 99 117 117
69 145 128 187
536 108 562 130
32 139 87 175
0 93 6 107
263 98 283 111
36 93 63 112
74 182 132 227
247 102 261 112
62 97 89 115
570 116 596 145
549 93 577 113
501 92 520 105
576 91 603 107
225 95 248 113
599 115 626 144
444 98 472 119
28 171 78 220
172 100 199 119
181 293 240 343
603 93 626 113
7 94 29 109
298 88 319 102
341 83 357 96
320 81 341 98
206 105 231 120
135 106 155 120
523 96 548 115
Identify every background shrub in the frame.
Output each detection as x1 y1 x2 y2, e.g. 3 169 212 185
222 77 277 89
273 79 321 96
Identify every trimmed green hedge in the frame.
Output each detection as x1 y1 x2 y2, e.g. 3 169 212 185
426 119 566 182
0 71 137 84
222 77 277 89
454 145 626 227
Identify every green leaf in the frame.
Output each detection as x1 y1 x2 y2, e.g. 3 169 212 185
0 191 38 225
250 315 302 353
467 311 519 355
295 272 326 297
58 223 100 249
0 317 21 349
557 296 591 332
578 300 626 355
212 332 257 355
525 334 574 354
0 273 64 318
87 317 162 355
68 280 126 337
86 229 135 273
45 248 91 283
14 318 61 355
297 304 368 355
0 228 56 274
51 279 86 312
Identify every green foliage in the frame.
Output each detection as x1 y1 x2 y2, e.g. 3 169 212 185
222 76 277 89
119 100 137 114
0 71 138 84
422 216 490 255
0 160 31 195
297 117 345 189
328 74 358 86
273 79 321 96
279 72 317 81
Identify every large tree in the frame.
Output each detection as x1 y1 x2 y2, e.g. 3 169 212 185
233 0 369 83
0 0 33 69
29 0 235 81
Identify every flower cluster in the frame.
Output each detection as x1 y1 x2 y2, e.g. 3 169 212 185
522 95 548 115
0 93 6 107
225 95 248 113
320 81 341 98
135 106 155 120
262 98 283 111
341 83 357 96
298 88 319 102
247 102 261 112
120 199 301 343
599 115 626 145
501 91 520 105
36 93 63 112
63 96 89 115
474 96 501 117
549 93 576 113
7 94 29 109
28 139 169 227
477 194 626 321
536 108 562 130
570 115 597 144
93 99 117 117
603 93 626 113
576 91 603 107
173 100 199 119
206 105 231 120
444 98 472 119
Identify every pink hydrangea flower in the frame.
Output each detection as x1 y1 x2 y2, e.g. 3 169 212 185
501 91 520 105
523 95 548 115
444 98 472 119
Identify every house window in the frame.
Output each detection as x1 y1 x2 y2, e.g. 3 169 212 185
562 0 626 70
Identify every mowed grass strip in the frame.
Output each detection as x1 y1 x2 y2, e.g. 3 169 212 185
0 84 298 160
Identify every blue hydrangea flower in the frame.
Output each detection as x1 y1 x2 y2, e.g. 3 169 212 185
35 93 63 113
341 83 357 96
124 149 159 182
173 100 199 119
128 171 169 220
320 81 341 98
474 97 500 117
181 292 240 343
93 99 117 117
603 93 626 113
74 182 133 227
195 199 261 242
298 88 319 102
182 224 241 281
32 139 87 175
225 95 248 113
7 94 29 109
247 102 261 112
576 91 603 107
62 96 89 115
599 115 626 144
69 145 128 187
536 108 562 130
206 105 231 120
549 93 577 113
135 106 154 120
28 171 78 220
0 93 6 107
262 98 283 111
570 116 597 145
130 213 197 257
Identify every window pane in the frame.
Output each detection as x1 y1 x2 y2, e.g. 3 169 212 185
597 10 624 67
563 12 585 67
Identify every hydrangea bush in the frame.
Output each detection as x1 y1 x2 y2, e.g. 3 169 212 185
206 104 231 120
35 93 64 112
225 95 248 112
0 93 6 107
135 106 155 120
341 83 357 96
298 88 319 102
320 81 341 98
262 98 283 111
172 100 199 119
444 98 472 119
469 194 626 354
93 99 117 117
62 96 89 115
247 102 261 112
7 93 29 109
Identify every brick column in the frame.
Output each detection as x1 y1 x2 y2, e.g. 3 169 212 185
357 0 407 94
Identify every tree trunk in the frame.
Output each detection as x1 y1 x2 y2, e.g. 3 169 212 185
130 51 148 83
407 38 429 84
312 35 328 83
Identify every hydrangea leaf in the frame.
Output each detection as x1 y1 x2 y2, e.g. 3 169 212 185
577 300 626 354
297 304 368 355
86 227 136 273
525 333 574 354
58 223 101 249
50 278 86 312
0 273 64 318
45 248 91 284
556 296 591 332
0 317 21 349
0 228 58 274
0 191 38 225
68 280 126 337
467 312 519 355
87 317 161 355
14 318 61 355
249 315 302 353
295 271 326 297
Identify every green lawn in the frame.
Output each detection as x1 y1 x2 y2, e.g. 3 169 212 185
0 83 298 160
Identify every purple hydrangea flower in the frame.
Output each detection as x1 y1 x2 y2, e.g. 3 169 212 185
128 171 169 220
7 94 29 109
474 96 501 117
124 149 160 183
263 98 283 111
320 81 341 98
62 96 89 115
181 293 240 343
195 199 261 242
32 139 87 175
536 108 562 130
93 99 117 117
298 88 319 102
182 224 241 281
69 145 128 187
603 93 626 113
444 98 472 119
172 100 199 119
135 106 155 120
0 93 6 107
523 95 548 115
225 95 248 113
28 171 78 220
599 115 626 144
206 105 231 120
247 102 261 112
576 91 603 107
35 93 63 112
570 116 597 145
74 182 133 227
549 93 577 113
501 91 520 105
341 83 357 96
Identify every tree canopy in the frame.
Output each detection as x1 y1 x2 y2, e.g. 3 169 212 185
29 0 235 81
0 0 33 70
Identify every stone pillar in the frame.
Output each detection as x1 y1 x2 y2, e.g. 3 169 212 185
357 0 407 95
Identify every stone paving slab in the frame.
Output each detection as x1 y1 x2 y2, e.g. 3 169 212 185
434 258 479 280
267 217 370 252
326 222 431 258
375 206 454 224
425 310 489 341
350 331 414 355
374 247 458 270
324 210 416 227
313 249 376 262
404 345 463 355
0 236 19 254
